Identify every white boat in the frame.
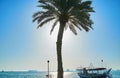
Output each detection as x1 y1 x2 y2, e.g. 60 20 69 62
77 67 112 78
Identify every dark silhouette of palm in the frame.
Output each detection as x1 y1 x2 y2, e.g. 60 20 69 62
32 0 94 78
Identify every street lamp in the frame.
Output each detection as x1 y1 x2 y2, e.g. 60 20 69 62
47 60 50 78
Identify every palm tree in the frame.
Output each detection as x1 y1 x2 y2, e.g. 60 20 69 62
32 0 95 78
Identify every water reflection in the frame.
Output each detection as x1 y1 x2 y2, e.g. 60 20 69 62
49 72 79 78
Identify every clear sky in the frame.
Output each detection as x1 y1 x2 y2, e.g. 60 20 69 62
0 0 120 71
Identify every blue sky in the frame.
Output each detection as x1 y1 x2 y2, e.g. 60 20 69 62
0 0 120 71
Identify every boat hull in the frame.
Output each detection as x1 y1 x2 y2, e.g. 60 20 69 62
78 73 107 78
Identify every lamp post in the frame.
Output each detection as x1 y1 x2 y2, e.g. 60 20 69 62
101 60 103 67
47 60 50 78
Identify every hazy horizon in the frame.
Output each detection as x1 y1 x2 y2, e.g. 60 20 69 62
0 0 120 71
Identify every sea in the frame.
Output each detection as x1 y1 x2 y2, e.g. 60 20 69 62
0 71 120 78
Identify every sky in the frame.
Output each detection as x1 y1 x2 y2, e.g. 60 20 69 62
0 0 120 71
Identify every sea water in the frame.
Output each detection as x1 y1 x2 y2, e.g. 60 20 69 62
0 71 120 78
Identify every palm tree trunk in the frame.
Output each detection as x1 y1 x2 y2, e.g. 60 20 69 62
56 21 65 78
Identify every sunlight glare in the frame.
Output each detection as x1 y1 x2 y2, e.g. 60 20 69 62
47 23 73 44
50 72 73 78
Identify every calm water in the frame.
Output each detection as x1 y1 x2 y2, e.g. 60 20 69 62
0 71 120 78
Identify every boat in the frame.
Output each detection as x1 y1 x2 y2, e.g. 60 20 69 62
1 70 4 72
77 67 112 78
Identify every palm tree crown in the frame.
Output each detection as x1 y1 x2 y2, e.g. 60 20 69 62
33 0 95 35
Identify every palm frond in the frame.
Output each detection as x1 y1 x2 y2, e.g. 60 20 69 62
77 20 90 32
70 17 90 32
33 13 53 23
37 14 53 24
38 0 51 4
69 23 77 35
50 0 62 13
79 1 95 12
33 11 54 23
33 16 40 22
37 17 55 28
38 2 57 13
32 11 44 18
80 1 92 9
69 19 82 31
50 19 59 34
71 10 93 29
